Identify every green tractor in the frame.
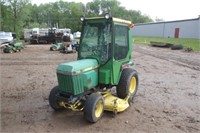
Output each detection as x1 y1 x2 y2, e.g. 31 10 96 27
49 14 139 123
50 42 78 53
50 42 64 51
3 42 24 53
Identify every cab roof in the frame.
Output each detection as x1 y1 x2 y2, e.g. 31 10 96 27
84 17 132 25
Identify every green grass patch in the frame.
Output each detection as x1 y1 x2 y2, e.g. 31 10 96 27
133 36 200 51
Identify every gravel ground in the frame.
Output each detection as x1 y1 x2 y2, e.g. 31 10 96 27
1 44 200 133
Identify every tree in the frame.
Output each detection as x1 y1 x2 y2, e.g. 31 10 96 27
3 0 30 37
0 0 153 38
155 17 165 22
0 1 13 31
85 0 153 23
86 0 120 16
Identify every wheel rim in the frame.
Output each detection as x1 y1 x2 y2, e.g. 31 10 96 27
53 47 56 50
129 76 136 93
95 100 103 118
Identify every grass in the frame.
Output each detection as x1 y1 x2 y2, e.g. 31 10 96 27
133 36 200 51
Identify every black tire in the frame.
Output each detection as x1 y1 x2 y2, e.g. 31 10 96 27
9 49 14 53
49 86 64 111
3 48 8 53
50 46 56 51
75 46 79 52
117 68 139 102
84 93 104 123
171 44 183 50
165 43 174 48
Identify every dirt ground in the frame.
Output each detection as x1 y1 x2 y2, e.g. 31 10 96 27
0 44 200 133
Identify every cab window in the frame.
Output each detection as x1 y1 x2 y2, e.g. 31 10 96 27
114 25 129 60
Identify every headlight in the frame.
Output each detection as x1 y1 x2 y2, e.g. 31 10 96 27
104 13 110 19
80 16 85 22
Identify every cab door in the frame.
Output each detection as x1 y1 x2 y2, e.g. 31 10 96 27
112 24 130 84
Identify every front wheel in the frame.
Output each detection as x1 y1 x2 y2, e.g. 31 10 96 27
84 93 104 123
3 48 8 53
49 86 64 111
9 49 14 53
50 46 56 51
117 68 139 103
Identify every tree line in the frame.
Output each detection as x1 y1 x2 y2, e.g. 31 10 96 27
0 0 153 38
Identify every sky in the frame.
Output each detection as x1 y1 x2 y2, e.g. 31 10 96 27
31 0 200 21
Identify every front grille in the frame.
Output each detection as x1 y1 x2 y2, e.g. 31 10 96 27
57 73 84 95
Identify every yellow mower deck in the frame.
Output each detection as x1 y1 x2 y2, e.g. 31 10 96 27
100 92 130 113
58 91 130 113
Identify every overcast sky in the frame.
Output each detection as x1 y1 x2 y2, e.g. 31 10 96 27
31 0 200 21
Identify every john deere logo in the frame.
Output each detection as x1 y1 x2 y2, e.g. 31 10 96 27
87 78 91 84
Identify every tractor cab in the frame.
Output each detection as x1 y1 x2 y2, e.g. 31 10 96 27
49 14 139 123
78 18 112 64
78 14 134 85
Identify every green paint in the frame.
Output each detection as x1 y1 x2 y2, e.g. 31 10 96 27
3 42 23 53
57 59 98 95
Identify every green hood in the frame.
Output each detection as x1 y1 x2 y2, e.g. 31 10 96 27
57 59 99 75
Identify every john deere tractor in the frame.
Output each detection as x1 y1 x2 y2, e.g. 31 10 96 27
3 42 24 53
50 42 64 51
49 14 139 123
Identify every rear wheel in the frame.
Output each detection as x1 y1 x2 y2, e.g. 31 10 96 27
117 68 139 104
84 93 104 123
49 86 64 111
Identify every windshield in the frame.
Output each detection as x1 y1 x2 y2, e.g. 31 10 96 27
79 22 112 64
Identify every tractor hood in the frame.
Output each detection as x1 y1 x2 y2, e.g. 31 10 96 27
57 59 99 75
56 59 99 95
